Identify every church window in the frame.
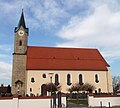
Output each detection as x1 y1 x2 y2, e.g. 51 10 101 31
95 74 99 83
42 74 46 78
30 88 32 92
79 74 83 85
19 40 22 46
67 74 71 86
55 74 59 86
31 77 35 83
98 88 101 93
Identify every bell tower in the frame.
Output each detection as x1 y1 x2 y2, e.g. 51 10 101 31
14 10 28 54
12 10 28 95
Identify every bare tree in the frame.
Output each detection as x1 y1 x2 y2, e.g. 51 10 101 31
72 83 82 92
46 83 61 93
82 83 96 93
67 87 73 93
68 83 96 93
112 76 120 93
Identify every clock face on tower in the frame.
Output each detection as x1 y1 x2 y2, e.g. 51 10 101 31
18 30 24 36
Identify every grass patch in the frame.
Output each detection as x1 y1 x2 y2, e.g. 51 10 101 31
67 99 88 105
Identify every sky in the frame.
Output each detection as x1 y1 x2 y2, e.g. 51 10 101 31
0 0 120 85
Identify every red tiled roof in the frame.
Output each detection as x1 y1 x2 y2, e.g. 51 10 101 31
27 46 109 71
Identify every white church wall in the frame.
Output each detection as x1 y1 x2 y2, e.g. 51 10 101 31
26 70 113 95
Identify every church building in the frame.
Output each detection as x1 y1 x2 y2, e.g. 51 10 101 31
12 11 113 95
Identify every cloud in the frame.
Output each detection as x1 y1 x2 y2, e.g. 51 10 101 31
0 45 12 52
0 0 68 30
0 45 12 84
0 45 12 62
25 0 69 30
57 3 120 62
0 0 92 30
0 62 12 81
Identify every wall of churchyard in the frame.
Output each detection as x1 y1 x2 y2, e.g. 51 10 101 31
88 93 120 107
0 95 66 108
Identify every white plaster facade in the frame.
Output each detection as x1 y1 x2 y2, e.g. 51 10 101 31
26 69 113 95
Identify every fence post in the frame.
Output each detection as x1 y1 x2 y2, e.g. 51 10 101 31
108 102 111 108
58 91 62 108
66 94 68 107
53 91 56 108
100 101 102 108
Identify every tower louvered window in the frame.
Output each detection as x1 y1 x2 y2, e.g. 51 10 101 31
19 40 22 46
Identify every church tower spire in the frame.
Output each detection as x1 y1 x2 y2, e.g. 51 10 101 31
15 10 28 32
18 9 26 29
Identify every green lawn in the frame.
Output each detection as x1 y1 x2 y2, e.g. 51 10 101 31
67 99 88 105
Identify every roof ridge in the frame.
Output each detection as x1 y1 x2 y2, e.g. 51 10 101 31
27 46 97 50
27 57 103 61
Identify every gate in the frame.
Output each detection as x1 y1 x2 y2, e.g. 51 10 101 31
66 93 88 107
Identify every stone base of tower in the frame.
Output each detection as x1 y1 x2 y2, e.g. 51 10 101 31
12 54 27 95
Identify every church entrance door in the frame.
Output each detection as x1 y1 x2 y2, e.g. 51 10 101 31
41 84 47 96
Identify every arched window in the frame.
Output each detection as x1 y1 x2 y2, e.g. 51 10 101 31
42 74 46 78
19 40 22 46
55 74 59 86
95 74 99 83
98 88 101 93
79 74 83 85
30 88 32 92
67 74 71 86
31 77 35 83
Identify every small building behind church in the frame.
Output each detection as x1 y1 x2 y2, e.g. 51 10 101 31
0 84 11 96
12 11 113 96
